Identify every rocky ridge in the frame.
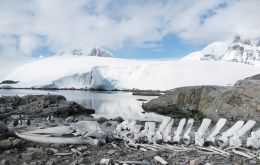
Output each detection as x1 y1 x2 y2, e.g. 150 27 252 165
184 34 260 65
143 74 260 126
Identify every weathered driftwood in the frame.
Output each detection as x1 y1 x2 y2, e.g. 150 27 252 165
247 129 260 149
217 120 244 148
182 119 194 144
173 118 186 143
195 118 211 146
229 120 256 147
206 118 227 145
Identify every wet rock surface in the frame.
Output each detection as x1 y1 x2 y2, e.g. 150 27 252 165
0 95 95 119
143 75 260 126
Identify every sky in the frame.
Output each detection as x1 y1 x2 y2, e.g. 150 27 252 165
0 0 260 59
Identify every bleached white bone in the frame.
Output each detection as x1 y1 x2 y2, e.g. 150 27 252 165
132 122 153 141
162 119 174 142
100 158 113 165
217 120 244 148
195 118 211 146
247 129 260 149
232 149 254 159
128 120 137 131
182 119 194 144
70 121 107 143
155 117 172 142
173 119 186 143
116 120 130 131
15 132 99 145
229 120 256 147
206 118 227 145
147 122 156 143
154 156 168 165
25 126 74 135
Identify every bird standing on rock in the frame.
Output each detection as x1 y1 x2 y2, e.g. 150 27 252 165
13 119 19 127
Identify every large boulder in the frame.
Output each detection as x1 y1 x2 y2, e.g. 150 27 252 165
143 74 260 125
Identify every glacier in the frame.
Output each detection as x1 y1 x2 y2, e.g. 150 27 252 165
2 56 260 91
1 43 260 91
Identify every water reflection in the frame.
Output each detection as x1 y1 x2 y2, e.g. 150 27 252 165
0 89 164 121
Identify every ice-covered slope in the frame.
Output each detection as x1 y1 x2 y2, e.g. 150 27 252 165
3 55 260 90
3 55 145 88
183 35 260 65
0 56 36 82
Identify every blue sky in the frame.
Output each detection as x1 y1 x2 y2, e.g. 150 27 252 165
112 34 205 59
0 0 259 59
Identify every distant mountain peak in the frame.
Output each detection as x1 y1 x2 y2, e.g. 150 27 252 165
183 35 260 65
59 47 113 57
88 47 113 57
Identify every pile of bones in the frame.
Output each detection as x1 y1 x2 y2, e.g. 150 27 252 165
15 117 260 164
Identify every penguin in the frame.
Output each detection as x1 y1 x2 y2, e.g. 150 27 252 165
26 119 31 126
13 119 19 127
19 119 22 125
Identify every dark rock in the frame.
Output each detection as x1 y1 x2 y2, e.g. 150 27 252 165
45 159 57 165
0 138 12 150
143 75 260 125
132 90 162 96
96 117 108 124
113 116 124 123
12 138 25 149
0 80 19 85
0 95 95 119
1 159 11 165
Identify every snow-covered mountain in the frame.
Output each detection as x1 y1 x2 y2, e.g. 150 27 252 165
183 35 260 65
59 47 113 57
2 55 260 90
1 41 260 91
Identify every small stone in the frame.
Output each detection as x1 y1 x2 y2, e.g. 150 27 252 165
96 117 108 124
190 159 201 165
107 150 116 155
46 148 58 155
76 146 88 152
12 138 24 149
1 159 11 165
45 159 57 165
0 138 12 149
114 116 124 123
29 162 37 165
22 152 36 161
77 157 91 164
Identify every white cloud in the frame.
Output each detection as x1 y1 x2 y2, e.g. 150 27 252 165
0 0 259 57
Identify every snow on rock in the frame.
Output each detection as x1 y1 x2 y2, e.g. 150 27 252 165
183 34 260 65
58 47 113 57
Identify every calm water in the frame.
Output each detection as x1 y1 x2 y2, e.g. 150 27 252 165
0 89 164 121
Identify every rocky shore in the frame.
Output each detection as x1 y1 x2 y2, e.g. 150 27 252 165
143 74 260 126
0 79 260 164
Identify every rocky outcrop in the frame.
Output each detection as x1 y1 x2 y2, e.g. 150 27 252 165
0 95 94 119
143 75 260 125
